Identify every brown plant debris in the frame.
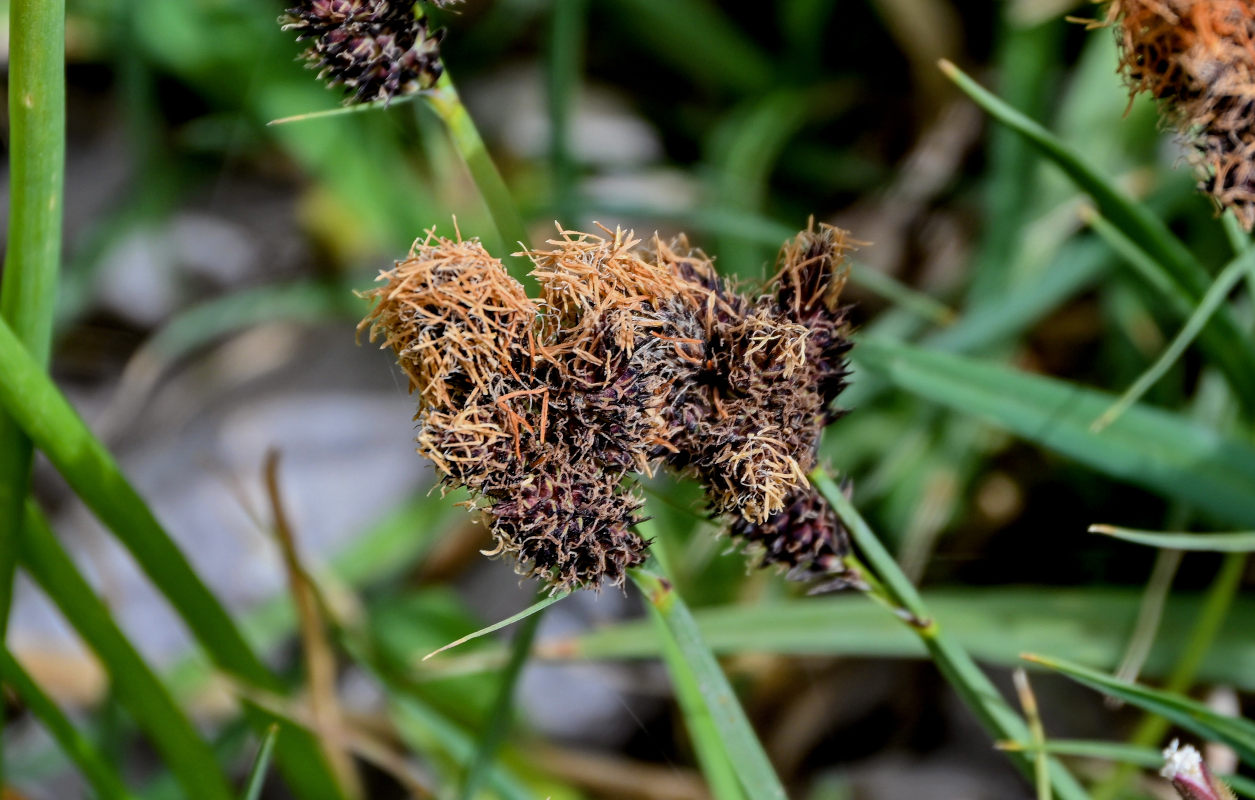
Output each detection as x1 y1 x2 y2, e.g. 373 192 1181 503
360 223 855 592
1108 0 1255 229
281 0 444 105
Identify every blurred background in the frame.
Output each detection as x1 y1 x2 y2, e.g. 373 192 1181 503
3 0 1252 798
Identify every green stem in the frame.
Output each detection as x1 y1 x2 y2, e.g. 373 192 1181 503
810 468 1091 800
0 0 66 640
0 648 134 800
630 566 769 800
634 518 747 800
0 0 66 775
424 73 535 285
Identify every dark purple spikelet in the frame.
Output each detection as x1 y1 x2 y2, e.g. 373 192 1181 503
729 485 849 581
281 0 443 105
487 464 650 591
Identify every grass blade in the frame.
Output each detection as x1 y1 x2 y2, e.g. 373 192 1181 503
1092 552 1247 800
0 319 350 799
630 566 785 800
939 58 1255 406
423 592 567 662
1094 246 1255 430
0 647 135 800
240 726 280 800
1090 526 1255 552
18 502 232 800
0 0 67 667
1024 653 1255 766
1000 740 1255 798
267 93 423 125
810 470 1090 800
853 336 1255 526
551 586 1255 689
1004 738 1255 793
0 316 276 689
633 516 745 800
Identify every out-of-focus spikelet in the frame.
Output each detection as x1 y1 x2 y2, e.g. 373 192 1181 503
281 0 444 105
1109 0 1255 229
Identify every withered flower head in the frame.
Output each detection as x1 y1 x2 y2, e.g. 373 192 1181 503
281 0 443 105
361 222 855 592
1108 0 1255 229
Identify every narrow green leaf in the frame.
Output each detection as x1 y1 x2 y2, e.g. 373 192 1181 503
423 73 534 285
1095 246 1255 430
423 592 567 662
1090 525 1255 552
1000 739 1255 798
939 59 1255 405
1025 653 1255 766
267 93 424 125
0 0 67 661
0 647 135 800
18 502 232 800
240 726 280 800
0 321 349 799
552 587 1255 689
630 567 786 800
1081 208 1194 318
634 515 744 800
0 316 276 690
811 470 1090 800
853 336 1255 526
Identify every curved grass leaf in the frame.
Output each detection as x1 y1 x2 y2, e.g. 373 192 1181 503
0 317 275 688
1024 654 1255 766
18 502 232 800
1090 525 1255 552
811 471 1089 800
550 588 1255 690
1095 246 1255 430
0 319 349 800
1000 740 1255 798
1 647 135 800
939 59 1255 406
853 337 1255 526
424 592 566 662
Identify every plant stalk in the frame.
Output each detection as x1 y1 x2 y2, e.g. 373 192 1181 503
0 0 66 638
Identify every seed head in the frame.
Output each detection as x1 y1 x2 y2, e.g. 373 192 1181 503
361 222 856 591
728 485 850 580
281 0 444 105
1109 0 1255 229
